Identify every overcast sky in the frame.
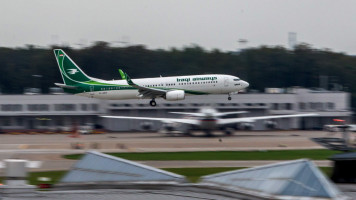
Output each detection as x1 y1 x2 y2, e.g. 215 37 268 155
1 0 356 54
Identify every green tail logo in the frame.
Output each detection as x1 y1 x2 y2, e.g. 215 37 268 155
54 49 91 85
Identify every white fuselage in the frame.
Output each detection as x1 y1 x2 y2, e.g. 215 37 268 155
78 74 248 100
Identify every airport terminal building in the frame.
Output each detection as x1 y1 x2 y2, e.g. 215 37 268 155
0 88 352 132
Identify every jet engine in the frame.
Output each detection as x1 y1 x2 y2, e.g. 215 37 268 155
264 120 278 129
239 122 254 130
140 122 153 131
162 123 176 131
165 90 185 101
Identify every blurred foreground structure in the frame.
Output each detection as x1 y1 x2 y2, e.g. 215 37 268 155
0 152 351 199
202 159 345 199
60 151 186 183
0 88 351 132
330 152 356 183
0 159 41 195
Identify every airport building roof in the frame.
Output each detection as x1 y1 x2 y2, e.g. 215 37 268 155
202 159 345 199
60 151 186 183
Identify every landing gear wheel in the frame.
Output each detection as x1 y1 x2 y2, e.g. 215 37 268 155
228 96 232 101
150 100 157 107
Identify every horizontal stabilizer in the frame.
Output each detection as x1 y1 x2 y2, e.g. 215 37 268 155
55 83 78 89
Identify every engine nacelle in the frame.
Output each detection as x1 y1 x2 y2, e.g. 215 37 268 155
165 90 185 101
162 123 176 131
239 122 254 130
140 122 153 131
265 120 278 129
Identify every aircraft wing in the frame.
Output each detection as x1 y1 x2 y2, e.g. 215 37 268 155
170 112 206 117
214 111 248 117
101 115 200 125
170 111 248 117
218 113 318 125
124 72 167 99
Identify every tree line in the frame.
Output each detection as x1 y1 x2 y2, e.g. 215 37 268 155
0 42 356 107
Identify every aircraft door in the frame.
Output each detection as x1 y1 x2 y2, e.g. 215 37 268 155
224 77 229 87
220 77 230 93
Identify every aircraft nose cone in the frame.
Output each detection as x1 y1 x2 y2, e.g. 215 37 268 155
242 81 249 88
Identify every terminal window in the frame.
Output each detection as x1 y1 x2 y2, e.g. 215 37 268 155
327 102 335 110
91 104 98 111
81 104 87 111
309 102 316 110
310 102 323 110
286 103 293 110
1 104 22 111
299 103 306 110
27 104 49 111
55 104 76 111
272 103 279 110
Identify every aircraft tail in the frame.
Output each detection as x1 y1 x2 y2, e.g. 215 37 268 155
53 49 92 86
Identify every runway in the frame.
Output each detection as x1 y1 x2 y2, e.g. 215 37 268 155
0 130 337 171
0 130 327 150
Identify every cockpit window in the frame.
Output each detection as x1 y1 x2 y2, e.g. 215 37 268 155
233 78 240 81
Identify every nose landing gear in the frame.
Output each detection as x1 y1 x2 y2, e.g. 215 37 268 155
228 93 232 101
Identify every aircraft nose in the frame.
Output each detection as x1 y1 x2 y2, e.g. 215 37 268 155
241 81 249 88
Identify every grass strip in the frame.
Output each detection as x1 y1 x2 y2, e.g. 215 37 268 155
64 149 338 161
28 171 67 185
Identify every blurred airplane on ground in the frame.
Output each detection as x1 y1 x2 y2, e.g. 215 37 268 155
54 49 249 106
102 107 318 136
324 124 356 132
323 119 356 132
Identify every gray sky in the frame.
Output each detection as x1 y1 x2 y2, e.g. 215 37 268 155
1 0 356 54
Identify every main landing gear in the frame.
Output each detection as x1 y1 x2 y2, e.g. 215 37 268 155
228 93 232 101
150 99 157 107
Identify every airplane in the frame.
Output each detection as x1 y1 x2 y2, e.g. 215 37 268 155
323 119 356 132
53 49 249 106
101 107 318 136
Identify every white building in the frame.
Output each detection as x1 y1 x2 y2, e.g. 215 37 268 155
0 88 351 132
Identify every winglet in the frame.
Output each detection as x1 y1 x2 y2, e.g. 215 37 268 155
118 69 126 80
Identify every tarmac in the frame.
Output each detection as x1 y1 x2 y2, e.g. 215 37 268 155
0 130 338 171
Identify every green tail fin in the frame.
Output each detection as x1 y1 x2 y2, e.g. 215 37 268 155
53 49 91 85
